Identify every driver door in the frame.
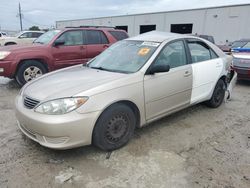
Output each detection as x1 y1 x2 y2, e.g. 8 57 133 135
144 40 193 121
51 30 87 69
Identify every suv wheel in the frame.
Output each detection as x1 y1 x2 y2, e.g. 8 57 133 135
93 103 136 151
15 60 47 86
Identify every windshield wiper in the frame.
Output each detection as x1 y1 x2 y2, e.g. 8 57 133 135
90 66 111 71
90 66 131 74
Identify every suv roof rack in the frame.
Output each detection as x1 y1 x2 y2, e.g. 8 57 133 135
65 25 115 29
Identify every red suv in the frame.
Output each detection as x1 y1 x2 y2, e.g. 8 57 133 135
0 26 128 85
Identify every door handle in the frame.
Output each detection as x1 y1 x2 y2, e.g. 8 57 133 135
184 71 192 77
216 62 222 68
103 44 109 49
80 46 86 50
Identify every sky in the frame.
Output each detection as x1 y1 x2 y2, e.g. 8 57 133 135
0 0 250 31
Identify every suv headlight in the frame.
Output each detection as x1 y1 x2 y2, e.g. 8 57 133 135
0 51 10 60
35 97 88 115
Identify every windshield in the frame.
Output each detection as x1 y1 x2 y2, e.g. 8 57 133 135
33 30 61 44
15 32 23 37
231 41 247 48
88 40 159 73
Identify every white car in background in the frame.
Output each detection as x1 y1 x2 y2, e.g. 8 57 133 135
0 31 8 38
0 31 44 46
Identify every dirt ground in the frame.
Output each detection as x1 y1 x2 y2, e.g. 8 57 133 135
0 77 250 188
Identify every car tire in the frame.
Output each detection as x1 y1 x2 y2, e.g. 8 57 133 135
93 103 136 151
15 60 47 86
205 79 226 108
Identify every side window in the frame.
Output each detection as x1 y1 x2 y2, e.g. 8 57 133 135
27 32 33 38
86 30 109 44
188 40 219 63
19 32 29 38
188 41 211 63
109 31 128 41
210 49 218 59
57 31 83 46
32 32 43 38
154 40 187 69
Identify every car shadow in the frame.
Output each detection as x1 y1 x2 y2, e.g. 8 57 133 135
237 80 250 86
0 77 20 90
26 103 206 160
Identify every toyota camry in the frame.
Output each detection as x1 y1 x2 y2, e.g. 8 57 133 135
15 31 237 151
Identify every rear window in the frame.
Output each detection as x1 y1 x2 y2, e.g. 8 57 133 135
109 31 128 41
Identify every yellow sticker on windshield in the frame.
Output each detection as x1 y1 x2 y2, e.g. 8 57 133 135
138 48 151 56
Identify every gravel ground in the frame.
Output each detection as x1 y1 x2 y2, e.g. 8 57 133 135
0 77 250 188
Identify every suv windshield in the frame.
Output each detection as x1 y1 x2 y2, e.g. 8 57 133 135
88 40 159 73
34 30 61 44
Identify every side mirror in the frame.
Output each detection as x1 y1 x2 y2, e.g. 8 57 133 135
148 64 170 75
54 39 65 46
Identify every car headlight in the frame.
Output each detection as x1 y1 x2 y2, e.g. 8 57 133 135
35 97 88 115
0 51 11 60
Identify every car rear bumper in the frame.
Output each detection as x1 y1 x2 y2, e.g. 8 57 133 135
15 95 100 149
0 60 13 77
233 66 250 80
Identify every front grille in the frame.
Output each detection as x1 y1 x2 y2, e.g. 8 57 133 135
23 96 40 109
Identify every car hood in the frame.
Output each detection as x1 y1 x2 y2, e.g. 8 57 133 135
0 36 16 40
0 43 45 52
23 65 128 101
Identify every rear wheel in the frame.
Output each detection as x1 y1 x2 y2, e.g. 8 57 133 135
205 79 226 108
93 103 136 151
15 60 47 86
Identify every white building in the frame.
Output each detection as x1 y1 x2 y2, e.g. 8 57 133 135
56 4 250 44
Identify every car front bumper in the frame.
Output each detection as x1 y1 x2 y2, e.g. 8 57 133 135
0 60 13 77
15 95 100 149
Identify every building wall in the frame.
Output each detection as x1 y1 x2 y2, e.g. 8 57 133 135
56 5 250 44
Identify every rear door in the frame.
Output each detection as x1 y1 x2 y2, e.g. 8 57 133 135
144 40 193 121
186 39 222 104
85 30 110 61
51 30 87 69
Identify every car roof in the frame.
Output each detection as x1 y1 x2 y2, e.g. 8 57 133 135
127 31 197 43
21 30 45 33
63 27 124 32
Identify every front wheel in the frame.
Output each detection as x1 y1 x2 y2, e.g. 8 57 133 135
15 60 47 86
93 103 136 151
205 79 226 108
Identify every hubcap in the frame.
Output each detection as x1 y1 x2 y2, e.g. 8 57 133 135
23 66 43 82
106 114 129 143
